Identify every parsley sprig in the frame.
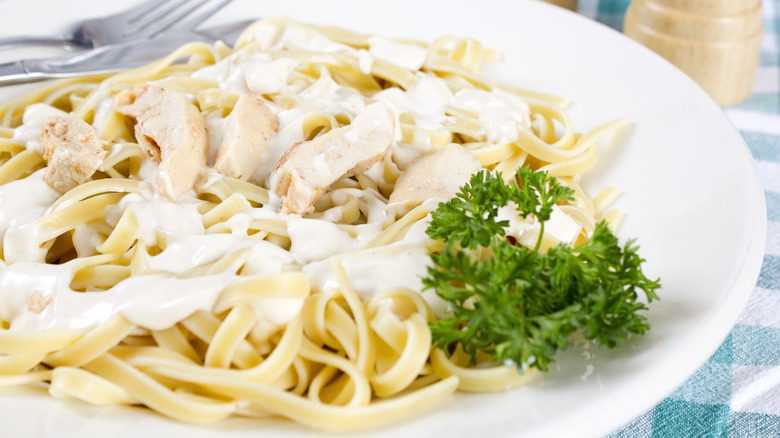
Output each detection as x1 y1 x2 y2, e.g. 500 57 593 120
424 167 660 372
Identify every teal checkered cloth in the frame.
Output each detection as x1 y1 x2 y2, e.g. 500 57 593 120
577 1 780 436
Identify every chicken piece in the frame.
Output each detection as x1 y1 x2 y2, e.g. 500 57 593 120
388 143 482 216
114 84 208 200
40 114 107 193
271 101 395 215
214 95 278 180
26 289 52 314
497 203 581 252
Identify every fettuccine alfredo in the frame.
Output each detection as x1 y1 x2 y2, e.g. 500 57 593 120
0 18 635 431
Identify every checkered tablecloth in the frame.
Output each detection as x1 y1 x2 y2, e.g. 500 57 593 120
574 0 780 436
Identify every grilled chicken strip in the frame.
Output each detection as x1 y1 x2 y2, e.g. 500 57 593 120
40 114 106 193
114 84 209 200
271 101 395 215
388 143 482 216
214 94 278 181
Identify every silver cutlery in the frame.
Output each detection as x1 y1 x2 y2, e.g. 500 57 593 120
0 0 236 51
0 20 253 85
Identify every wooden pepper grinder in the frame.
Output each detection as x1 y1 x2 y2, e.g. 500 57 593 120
539 0 578 11
623 0 763 106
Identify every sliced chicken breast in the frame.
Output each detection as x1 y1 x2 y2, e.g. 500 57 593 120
114 84 209 200
271 101 395 215
40 114 106 193
388 143 482 216
214 95 278 181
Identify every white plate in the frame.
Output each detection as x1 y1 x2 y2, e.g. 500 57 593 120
0 1 767 437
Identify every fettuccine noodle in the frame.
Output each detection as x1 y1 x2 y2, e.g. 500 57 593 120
0 18 627 431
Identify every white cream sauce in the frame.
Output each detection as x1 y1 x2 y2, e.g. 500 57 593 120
251 106 305 185
0 170 58 249
0 19 540 334
0 261 233 331
497 202 581 251
147 231 294 275
303 243 430 300
368 36 428 71
11 103 67 154
113 193 205 247
452 88 532 143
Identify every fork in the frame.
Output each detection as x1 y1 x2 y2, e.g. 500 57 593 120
0 19 254 85
0 0 235 51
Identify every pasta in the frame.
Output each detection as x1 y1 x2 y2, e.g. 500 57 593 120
0 18 629 431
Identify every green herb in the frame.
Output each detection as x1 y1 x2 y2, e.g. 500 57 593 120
424 167 660 372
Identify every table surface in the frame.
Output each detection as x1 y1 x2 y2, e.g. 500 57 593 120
576 1 780 436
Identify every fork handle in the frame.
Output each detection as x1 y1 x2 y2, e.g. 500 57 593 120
0 57 93 85
0 60 50 85
0 36 206 86
0 35 77 50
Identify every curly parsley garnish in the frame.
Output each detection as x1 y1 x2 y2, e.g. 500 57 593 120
424 167 661 372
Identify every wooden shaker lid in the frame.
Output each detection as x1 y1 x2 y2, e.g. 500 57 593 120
538 0 578 11
624 0 763 106
631 0 762 41
649 0 760 15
